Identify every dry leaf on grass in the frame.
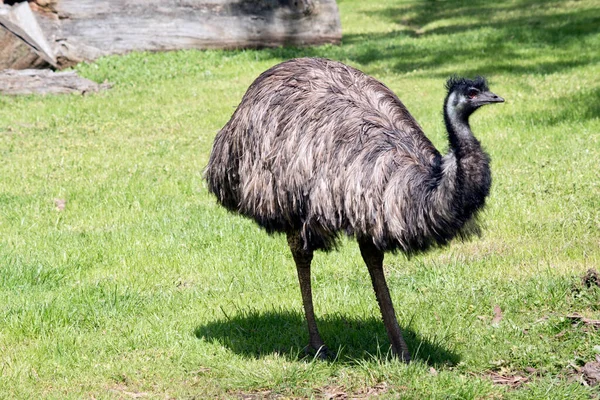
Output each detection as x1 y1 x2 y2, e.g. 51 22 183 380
190 367 211 375
582 355 600 387
54 198 66 211
321 385 347 400
234 390 279 400
319 382 389 399
110 384 150 398
484 371 529 388
524 367 539 375
492 304 503 325
566 313 600 328
358 382 389 397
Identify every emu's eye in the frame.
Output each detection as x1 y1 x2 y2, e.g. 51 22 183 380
467 89 479 99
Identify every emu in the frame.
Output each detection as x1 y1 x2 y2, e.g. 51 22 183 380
205 58 504 362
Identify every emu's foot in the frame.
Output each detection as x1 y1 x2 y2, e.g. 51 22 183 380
394 350 411 363
303 344 332 361
391 347 411 363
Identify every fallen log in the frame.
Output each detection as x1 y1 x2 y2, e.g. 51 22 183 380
0 2 57 69
0 69 110 95
2 0 342 69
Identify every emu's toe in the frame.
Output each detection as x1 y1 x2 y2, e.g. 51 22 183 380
304 344 332 361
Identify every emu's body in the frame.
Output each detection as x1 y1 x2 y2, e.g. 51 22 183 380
205 58 503 361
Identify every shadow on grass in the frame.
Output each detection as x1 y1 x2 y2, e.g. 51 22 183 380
372 0 598 43
257 0 598 79
356 0 597 75
509 85 600 129
194 309 460 366
548 87 600 124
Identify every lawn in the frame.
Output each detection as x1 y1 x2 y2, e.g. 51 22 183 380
1 0 599 398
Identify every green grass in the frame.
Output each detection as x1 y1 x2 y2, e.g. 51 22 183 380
1 0 599 398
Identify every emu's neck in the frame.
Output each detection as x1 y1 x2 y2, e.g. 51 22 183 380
438 93 491 217
444 93 477 155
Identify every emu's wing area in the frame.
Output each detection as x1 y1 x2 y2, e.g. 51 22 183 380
206 58 440 250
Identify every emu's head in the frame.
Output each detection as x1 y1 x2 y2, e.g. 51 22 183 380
445 76 504 121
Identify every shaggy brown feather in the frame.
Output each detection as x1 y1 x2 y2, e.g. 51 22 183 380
206 58 493 253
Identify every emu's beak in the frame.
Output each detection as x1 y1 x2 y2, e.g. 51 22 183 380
479 91 505 105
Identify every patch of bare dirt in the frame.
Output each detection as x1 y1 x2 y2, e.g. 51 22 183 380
109 383 150 398
234 390 286 399
482 371 530 389
319 385 347 400
318 382 390 399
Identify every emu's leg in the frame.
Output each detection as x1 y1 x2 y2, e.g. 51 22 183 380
358 237 411 362
287 231 329 359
